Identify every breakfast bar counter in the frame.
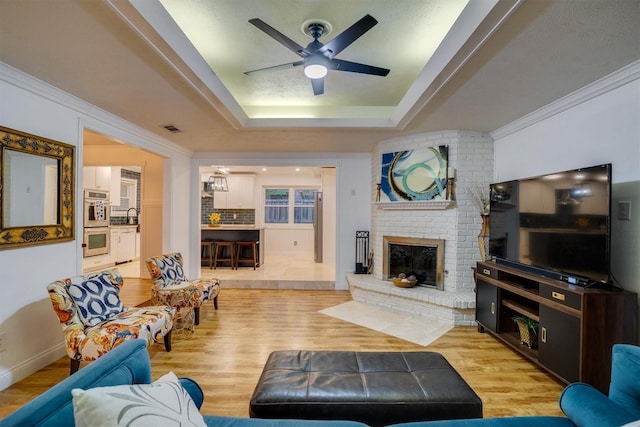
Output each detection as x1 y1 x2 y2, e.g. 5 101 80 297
201 225 265 266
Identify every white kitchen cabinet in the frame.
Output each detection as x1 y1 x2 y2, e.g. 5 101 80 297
202 173 255 209
83 166 111 191
212 188 228 209
110 229 119 264
111 227 136 264
110 166 121 206
82 253 112 273
225 174 256 209
83 167 120 204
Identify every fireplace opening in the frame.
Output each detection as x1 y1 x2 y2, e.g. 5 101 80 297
383 236 445 290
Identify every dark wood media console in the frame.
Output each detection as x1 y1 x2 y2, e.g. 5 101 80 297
475 261 638 393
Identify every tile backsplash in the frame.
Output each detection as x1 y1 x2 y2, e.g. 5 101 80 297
201 205 255 225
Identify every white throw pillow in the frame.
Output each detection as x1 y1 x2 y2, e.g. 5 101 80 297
72 371 206 427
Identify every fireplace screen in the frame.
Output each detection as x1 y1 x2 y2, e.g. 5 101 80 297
383 236 444 289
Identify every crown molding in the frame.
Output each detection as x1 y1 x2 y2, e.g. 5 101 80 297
491 60 640 140
0 61 191 156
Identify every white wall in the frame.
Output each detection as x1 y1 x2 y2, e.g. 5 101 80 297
0 75 84 390
321 168 337 264
491 62 640 339
492 62 639 184
0 63 192 389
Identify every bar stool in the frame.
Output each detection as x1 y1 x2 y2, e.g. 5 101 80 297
200 241 214 269
213 241 235 269
235 241 259 270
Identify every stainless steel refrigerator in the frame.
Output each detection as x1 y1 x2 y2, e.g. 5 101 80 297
314 192 323 263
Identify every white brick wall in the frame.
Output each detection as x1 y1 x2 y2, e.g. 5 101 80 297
371 130 493 292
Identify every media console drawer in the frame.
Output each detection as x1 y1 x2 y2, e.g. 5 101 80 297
477 265 498 279
539 284 581 310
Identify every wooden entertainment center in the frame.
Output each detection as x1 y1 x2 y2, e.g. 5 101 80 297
475 261 638 393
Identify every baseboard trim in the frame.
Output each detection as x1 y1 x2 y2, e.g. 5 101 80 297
0 343 66 391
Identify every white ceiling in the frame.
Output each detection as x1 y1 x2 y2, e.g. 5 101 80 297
1 0 639 153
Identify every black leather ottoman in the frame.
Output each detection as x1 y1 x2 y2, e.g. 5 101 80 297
249 350 482 426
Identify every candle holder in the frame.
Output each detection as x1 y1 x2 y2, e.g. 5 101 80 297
447 177 456 201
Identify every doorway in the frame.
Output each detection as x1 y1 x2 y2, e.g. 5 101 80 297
198 165 336 285
83 129 165 278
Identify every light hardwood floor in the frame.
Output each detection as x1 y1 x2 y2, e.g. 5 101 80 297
0 287 567 420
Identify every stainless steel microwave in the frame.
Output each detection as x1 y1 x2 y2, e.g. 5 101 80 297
84 189 110 228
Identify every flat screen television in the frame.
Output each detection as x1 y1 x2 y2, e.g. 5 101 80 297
489 164 612 287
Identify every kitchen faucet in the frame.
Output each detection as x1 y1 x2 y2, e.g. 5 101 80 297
126 208 139 225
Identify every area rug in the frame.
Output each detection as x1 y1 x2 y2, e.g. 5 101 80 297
319 301 452 346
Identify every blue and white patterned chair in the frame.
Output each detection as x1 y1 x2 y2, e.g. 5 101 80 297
47 268 175 374
145 252 220 325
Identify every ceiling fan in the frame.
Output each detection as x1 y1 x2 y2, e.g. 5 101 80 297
244 14 390 96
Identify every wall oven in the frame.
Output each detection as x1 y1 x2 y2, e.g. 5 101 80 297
83 189 110 257
83 227 110 257
84 189 110 228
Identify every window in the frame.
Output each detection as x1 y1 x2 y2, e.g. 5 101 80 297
265 188 318 224
112 178 137 216
294 189 315 224
264 189 289 223
119 178 137 210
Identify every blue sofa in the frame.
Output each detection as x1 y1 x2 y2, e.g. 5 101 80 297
3 340 640 427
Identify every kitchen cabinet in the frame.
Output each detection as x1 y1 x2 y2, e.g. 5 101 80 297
201 226 264 266
84 166 111 191
216 175 255 209
475 261 638 393
82 253 111 273
110 166 121 206
110 229 118 264
83 166 120 205
112 226 137 264
232 174 256 208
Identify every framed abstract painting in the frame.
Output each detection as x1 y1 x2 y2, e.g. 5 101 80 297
380 145 448 202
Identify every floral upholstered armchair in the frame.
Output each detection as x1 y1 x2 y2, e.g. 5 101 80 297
145 252 220 326
47 268 174 374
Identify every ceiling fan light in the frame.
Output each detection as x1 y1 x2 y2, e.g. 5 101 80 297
304 63 327 79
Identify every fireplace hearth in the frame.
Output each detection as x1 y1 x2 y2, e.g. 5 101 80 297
383 236 445 290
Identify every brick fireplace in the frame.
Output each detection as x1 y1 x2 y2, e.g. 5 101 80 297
383 236 445 290
346 130 494 326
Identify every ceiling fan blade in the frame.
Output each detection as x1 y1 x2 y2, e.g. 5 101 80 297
310 78 324 96
329 59 390 76
249 18 310 57
319 14 378 59
244 61 303 75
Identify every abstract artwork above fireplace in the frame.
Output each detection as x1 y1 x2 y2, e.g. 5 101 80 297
380 145 448 202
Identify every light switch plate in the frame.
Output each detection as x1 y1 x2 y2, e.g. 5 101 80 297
618 201 631 220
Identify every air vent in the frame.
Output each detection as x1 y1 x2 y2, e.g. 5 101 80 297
162 124 182 133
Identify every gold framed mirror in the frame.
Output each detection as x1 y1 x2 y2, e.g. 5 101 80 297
0 126 75 249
